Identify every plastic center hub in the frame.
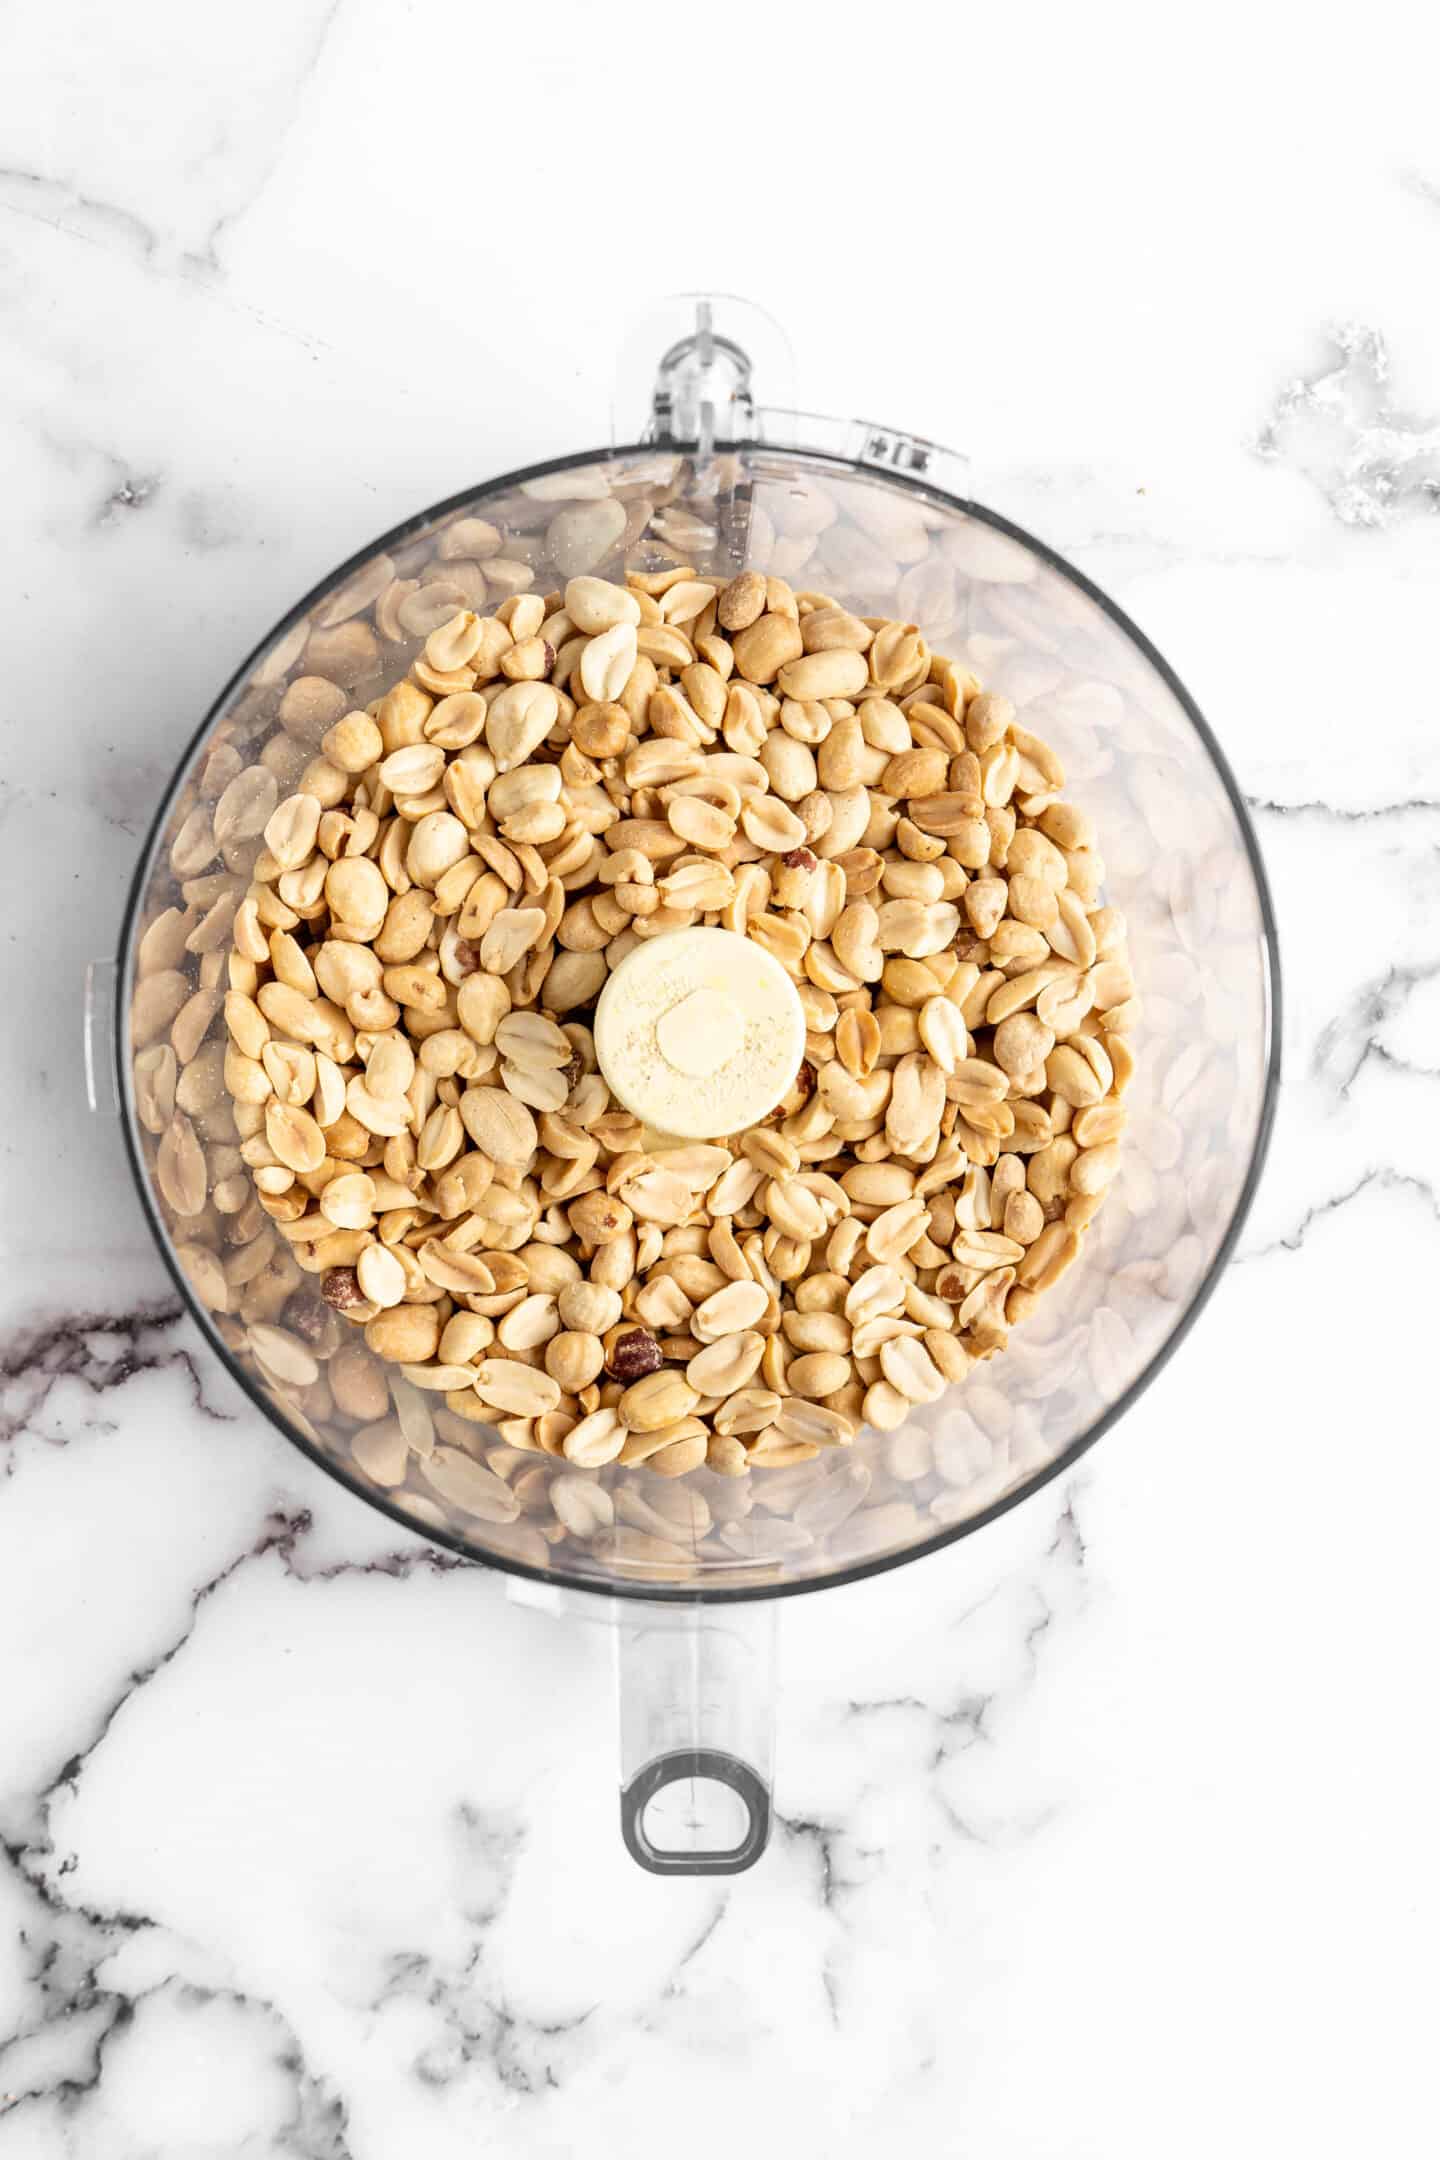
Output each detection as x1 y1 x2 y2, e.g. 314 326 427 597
655 987 746 1077
592 927 806 1141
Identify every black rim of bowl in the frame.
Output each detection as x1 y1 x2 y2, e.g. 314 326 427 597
116 440 1283 1605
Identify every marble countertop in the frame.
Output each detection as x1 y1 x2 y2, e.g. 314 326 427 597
4 7 1439 2155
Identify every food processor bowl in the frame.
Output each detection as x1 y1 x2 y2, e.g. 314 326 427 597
99 303 1280 1870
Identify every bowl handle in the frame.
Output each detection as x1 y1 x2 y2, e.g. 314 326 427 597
614 1598 777 1875
84 959 120 1116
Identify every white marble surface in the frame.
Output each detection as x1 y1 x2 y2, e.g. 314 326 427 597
4 6 1440 2154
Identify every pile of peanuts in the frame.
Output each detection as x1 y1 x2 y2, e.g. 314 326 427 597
214 563 1136 1486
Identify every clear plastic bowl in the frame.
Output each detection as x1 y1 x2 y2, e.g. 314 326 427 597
111 415 1280 1869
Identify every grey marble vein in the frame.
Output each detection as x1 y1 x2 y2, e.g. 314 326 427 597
1401 166 1440 210
1314 956 1440 1097
0 0 345 288
1247 795 1440 823
29 423 168 537
1239 1166 1440 1263
0 1963 354 2158
373 1807 599 2099
95 469 163 526
0 1302 231 1455
32 1509 311 1816
662 1897 729 1991
0 158 331 356
0 165 160 262
774 1813 844 1908
0 1492 470 2143
5 1486 458 1833
188 0 349 275
1256 323 1440 525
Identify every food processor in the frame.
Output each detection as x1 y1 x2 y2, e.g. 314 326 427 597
91 297 1280 1874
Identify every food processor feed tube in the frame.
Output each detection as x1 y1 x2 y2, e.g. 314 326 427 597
109 291 1279 1876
